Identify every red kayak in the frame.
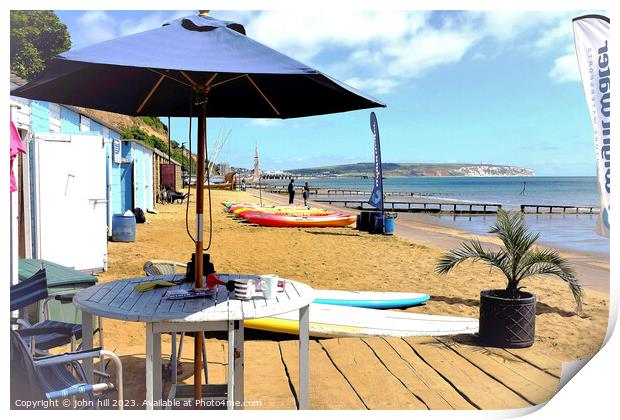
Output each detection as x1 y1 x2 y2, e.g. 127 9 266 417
236 209 345 219
244 212 356 227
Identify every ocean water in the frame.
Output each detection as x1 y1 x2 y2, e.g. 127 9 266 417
263 176 609 255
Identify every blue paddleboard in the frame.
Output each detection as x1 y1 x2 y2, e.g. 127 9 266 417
313 290 430 309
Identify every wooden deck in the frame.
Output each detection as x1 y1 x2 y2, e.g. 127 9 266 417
162 334 561 410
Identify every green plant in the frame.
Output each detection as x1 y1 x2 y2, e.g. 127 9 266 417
11 10 71 80
122 125 196 174
140 116 168 133
435 209 582 311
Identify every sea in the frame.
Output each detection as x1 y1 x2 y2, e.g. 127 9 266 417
262 176 609 256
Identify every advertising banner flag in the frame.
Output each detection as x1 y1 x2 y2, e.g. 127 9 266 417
368 112 384 210
573 14 610 237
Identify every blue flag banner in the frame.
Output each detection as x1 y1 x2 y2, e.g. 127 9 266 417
368 112 384 210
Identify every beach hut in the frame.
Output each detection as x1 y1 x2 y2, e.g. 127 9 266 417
152 148 184 201
10 74 124 272
11 74 184 271
110 139 155 214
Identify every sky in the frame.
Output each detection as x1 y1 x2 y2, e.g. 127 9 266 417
54 9 604 175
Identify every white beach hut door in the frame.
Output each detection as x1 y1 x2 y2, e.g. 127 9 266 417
33 133 108 272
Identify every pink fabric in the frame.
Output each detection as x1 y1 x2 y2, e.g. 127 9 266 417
10 121 26 193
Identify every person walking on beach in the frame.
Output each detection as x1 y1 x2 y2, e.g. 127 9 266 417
288 179 295 204
303 182 310 206
241 178 246 191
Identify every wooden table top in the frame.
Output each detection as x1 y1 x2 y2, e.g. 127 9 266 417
73 274 314 323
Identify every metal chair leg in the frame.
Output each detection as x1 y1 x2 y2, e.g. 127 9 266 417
98 316 105 371
202 334 208 384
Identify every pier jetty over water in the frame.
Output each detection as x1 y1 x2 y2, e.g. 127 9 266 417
314 199 503 215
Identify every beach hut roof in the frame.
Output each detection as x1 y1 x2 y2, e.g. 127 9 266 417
11 73 123 136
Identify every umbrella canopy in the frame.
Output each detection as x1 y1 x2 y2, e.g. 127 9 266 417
12 14 384 118
12 12 385 407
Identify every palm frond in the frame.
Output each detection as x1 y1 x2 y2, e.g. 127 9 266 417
435 239 512 281
489 210 539 261
436 209 583 313
518 249 583 312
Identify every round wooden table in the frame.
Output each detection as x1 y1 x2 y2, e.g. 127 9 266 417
73 273 314 409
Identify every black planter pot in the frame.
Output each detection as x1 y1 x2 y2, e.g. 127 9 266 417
479 289 536 348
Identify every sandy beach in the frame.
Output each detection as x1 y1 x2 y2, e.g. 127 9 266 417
96 189 609 408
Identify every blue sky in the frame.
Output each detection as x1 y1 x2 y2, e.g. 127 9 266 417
54 10 603 175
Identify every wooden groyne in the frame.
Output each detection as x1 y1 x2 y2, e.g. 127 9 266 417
520 205 599 214
314 199 502 214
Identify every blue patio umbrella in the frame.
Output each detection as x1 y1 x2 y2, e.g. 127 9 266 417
12 11 385 405
13 13 383 118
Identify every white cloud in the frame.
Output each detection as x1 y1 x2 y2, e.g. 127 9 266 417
243 11 429 63
345 77 398 94
384 28 479 78
75 11 117 45
246 119 282 127
535 21 574 51
69 10 590 93
118 11 190 37
549 52 581 83
73 10 190 48
478 11 574 42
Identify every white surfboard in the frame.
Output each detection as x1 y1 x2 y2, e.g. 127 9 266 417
244 303 479 338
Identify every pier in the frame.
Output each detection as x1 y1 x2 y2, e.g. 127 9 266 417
258 187 444 197
314 199 502 214
324 189 445 197
264 186 321 194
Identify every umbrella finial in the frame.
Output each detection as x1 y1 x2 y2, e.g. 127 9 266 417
198 10 210 16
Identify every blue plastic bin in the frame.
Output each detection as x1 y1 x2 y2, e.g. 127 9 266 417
111 214 136 242
384 214 396 235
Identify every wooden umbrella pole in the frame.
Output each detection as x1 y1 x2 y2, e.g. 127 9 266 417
193 92 207 407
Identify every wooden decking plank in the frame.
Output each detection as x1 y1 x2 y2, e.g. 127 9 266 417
244 340 297 409
504 348 562 379
320 338 428 409
435 337 559 405
279 339 367 410
366 337 474 410
404 337 531 410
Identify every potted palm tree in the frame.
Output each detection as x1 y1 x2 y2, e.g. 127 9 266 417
435 209 582 348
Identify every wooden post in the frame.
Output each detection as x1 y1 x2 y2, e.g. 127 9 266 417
193 91 208 407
